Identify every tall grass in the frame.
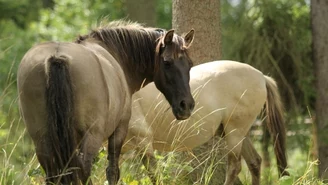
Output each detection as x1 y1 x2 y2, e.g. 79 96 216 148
0 79 324 185
1 120 325 185
0 70 325 185
0 52 323 185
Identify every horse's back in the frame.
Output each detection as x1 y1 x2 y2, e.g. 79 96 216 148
18 41 131 140
17 42 87 138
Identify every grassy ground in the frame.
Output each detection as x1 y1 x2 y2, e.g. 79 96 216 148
0 78 325 185
0 120 326 185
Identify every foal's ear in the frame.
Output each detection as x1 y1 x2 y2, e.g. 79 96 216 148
164 29 175 45
184 29 194 48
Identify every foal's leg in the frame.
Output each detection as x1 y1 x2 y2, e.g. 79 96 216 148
241 137 262 185
223 129 244 185
106 120 129 184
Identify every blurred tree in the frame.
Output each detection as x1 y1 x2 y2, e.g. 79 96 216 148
42 0 54 9
156 0 172 29
125 0 156 27
89 0 125 22
0 0 42 29
172 0 242 184
221 0 313 114
311 0 328 180
172 0 221 65
221 2 313 177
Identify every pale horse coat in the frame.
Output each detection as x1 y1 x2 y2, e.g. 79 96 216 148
122 60 288 185
123 60 266 153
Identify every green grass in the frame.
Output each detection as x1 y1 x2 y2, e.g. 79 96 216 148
0 78 325 185
0 121 326 185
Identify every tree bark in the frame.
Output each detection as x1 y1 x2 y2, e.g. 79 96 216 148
125 0 156 27
311 0 328 180
42 0 54 9
172 0 221 65
172 0 242 184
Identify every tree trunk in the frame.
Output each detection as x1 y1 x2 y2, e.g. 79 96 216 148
125 0 156 27
172 0 221 65
42 0 54 9
172 0 242 184
311 0 328 180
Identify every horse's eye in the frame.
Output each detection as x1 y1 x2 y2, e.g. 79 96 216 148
164 60 172 68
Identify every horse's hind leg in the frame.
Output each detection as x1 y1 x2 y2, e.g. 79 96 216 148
223 128 243 185
79 133 103 185
106 120 129 184
241 137 262 185
34 138 58 184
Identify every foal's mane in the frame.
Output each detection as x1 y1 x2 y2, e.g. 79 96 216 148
77 20 165 73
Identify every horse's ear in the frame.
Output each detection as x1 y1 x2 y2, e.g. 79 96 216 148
184 29 194 48
164 29 175 45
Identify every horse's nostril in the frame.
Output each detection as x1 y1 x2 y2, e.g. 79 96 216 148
180 100 187 109
190 102 195 111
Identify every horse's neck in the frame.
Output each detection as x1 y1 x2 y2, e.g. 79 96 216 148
90 32 161 93
81 40 150 94
122 69 154 94
103 46 156 94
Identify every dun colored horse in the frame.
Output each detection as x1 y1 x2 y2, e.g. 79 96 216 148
17 21 195 185
124 60 289 185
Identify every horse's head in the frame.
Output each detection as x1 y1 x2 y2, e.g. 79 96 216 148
154 29 195 120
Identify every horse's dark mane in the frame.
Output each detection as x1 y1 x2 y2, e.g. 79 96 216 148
77 21 164 74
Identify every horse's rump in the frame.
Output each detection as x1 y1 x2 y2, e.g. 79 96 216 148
18 41 131 184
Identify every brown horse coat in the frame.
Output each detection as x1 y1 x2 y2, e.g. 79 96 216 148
19 41 131 143
17 21 195 185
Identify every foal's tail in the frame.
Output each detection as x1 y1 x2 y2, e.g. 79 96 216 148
45 55 80 184
264 76 289 177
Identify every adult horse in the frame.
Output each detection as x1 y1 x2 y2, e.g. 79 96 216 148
17 21 195 185
123 60 289 185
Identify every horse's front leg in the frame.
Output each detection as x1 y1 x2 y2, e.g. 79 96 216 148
106 120 129 185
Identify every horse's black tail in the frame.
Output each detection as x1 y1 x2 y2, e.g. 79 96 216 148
264 76 289 177
45 55 80 184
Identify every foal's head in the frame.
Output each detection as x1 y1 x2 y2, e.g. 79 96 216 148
154 29 195 120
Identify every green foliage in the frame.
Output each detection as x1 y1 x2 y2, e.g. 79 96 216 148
221 0 313 156
156 0 172 29
221 0 313 113
0 0 42 29
0 0 321 184
279 157 325 185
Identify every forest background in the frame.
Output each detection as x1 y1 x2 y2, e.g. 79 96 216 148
0 0 323 184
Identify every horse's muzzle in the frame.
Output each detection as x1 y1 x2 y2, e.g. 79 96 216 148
173 99 195 120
